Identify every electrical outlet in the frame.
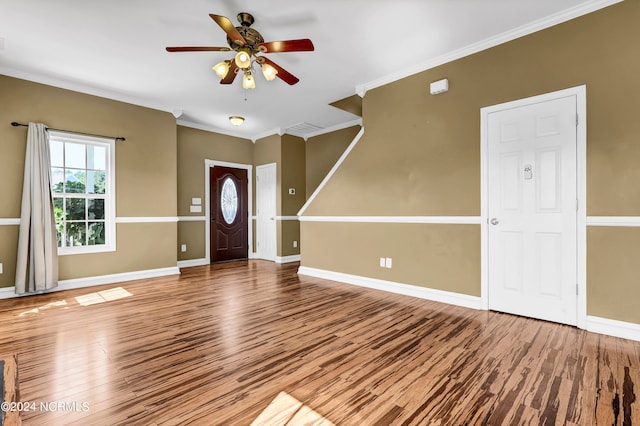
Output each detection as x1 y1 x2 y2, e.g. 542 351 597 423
181 244 187 252
379 257 386 267
385 258 393 268
0 263 3 274
293 240 298 248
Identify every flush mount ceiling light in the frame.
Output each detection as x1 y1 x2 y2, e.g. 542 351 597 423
167 12 314 89
229 116 245 126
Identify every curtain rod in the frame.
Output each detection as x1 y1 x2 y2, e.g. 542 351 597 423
10 122 125 142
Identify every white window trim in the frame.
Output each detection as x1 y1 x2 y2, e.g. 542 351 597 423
49 130 116 255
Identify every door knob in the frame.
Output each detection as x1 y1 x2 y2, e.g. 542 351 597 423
490 218 499 225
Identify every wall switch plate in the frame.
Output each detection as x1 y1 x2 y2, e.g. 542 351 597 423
385 258 393 268
293 240 298 248
379 257 386 267
181 244 187 252
0 263 3 274
190 205 202 213
288 188 295 195
191 197 202 205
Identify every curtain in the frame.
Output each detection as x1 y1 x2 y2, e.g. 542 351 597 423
15 123 59 294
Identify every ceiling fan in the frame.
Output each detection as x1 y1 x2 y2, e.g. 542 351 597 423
166 12 314 88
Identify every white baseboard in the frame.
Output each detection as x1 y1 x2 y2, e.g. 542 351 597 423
297 266 482 310
586 316 640 342
0 266 180 299
276 255 301 264
177 258 208 268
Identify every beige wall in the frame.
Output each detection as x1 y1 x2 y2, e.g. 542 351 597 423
176 125 253 260
0 75 177 287
300 1 640 324
305 125 361 197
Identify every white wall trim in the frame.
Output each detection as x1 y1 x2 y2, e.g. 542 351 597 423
115 217 179 223
276 255 301 264
480 85 588 327
0 266 180 299
587 216 640 227
299 216 481 224
303 119 363 141
178 216 207 222
355 0 623 96
0 218 20 226
298 266 482 310
298 127 365 216
177 258 208 268
251 127 283 143
587 316 640 342
275 216 299 221
205 160 253 264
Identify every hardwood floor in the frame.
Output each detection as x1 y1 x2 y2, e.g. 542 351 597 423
0 260 638 425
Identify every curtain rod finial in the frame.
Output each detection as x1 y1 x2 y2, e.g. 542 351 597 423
11 121 22 127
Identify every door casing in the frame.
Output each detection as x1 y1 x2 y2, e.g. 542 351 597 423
480 85 587 329
205 159 253 264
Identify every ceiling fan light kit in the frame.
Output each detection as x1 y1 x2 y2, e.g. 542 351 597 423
167 12 314 89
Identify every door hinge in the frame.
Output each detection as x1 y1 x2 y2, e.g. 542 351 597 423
576 113 579 127
576 283 579 295
576 199 579 212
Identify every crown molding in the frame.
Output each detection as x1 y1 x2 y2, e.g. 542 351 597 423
303 118 363 141
0 65 172 114
176 119 252 140
251 127 283 143
355 0 623 96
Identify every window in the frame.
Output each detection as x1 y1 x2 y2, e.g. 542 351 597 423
49 131 115 254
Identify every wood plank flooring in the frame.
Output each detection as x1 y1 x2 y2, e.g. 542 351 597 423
0 260 638 425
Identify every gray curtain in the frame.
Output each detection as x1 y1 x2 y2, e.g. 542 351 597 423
15 123 59 294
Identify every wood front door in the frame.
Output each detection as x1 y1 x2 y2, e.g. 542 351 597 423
487 94 578 326
210 166 248 262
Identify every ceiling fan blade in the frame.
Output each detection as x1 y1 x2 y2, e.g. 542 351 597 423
209 14 246 46
259 57 299 85
166 46 231 52
220 61 239 84
258 39 314 53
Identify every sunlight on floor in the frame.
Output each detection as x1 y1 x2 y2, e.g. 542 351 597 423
75 287 133 306
18 299 68 316
251 391 335 426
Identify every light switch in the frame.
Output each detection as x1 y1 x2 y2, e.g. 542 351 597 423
190 205 202 213
192 197 202 205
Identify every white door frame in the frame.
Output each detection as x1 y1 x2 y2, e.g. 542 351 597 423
255 163 277 261
204 159 253 264
480 85 587 329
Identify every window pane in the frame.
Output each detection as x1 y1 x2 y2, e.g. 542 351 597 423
87 145 106 170
88 222 105 245
51 168 64 193
50 141 64 167
221 177 238 224
66 222 87 246
87 171 106 194
65 198 86 221
65 142 86 169
88 199 105 220
53 198 64 247
65 170 86 193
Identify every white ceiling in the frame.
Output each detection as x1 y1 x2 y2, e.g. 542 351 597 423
0 0 614 140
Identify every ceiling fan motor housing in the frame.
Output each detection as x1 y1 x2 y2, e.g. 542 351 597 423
227 13 264 53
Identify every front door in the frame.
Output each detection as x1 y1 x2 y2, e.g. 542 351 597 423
487 94 577 326
210 166 248 262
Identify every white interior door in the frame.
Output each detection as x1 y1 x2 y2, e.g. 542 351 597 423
256 163 277 261
487 94 577 326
